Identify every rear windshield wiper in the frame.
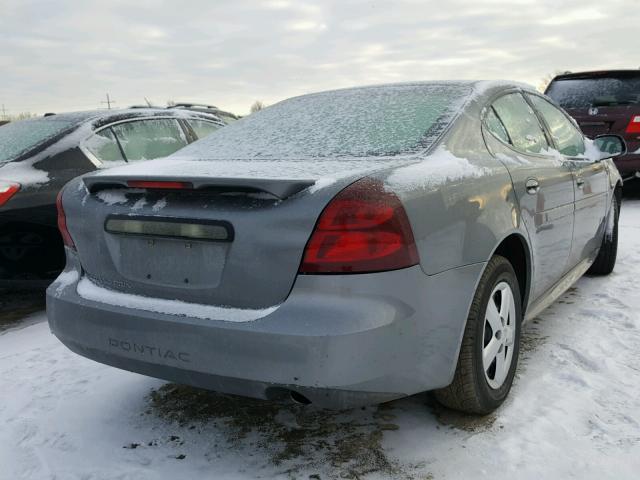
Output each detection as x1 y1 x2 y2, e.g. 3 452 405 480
591 99 639 107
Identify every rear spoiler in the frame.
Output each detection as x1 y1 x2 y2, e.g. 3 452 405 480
83 176 316 200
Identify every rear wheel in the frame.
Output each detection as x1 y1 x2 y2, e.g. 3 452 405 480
435 255 522 414
587 196 619 276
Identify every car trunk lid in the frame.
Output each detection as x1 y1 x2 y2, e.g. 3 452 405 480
64 157 414 309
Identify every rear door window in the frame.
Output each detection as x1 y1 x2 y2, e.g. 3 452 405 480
485 108 511 144
111 119 189 162
188 119 222 139
83 128 125 164
527 95 585 157
491 93 550 154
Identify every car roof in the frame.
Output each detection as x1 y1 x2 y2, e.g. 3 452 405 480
33 108 224 130
551 69 640 81
167 105 240 120
299 79 519 93
276 80 536 108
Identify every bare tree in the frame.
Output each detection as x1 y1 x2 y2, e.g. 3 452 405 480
250 100 265 113
0 104 36 122
6 112 37 121
538 70 571 93
167 100 176 107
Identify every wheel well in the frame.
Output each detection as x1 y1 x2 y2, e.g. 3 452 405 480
494 234 531 311
0 221 64 279
615 182 623 211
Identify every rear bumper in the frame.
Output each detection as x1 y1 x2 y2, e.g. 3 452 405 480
46 252 484 408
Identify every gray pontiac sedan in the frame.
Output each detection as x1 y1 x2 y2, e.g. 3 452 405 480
47 81 624 414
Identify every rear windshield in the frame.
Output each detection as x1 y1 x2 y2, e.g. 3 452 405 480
546 75 640 109
175 84 472 159
0 118 76 164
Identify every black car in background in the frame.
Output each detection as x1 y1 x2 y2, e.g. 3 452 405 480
546 70 640 180
0 108 226 288
129 102 241 124
168 103 240 124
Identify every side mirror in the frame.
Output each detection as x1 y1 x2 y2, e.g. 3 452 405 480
594 134 627 160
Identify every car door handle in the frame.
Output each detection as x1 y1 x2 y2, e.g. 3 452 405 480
525 178 540 195
576 177 585 188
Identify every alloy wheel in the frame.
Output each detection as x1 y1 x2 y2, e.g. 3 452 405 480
482 281 516 389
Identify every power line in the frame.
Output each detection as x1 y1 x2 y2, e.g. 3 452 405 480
101 93 116 110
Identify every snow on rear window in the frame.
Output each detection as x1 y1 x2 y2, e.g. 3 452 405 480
546 76 640 109
0 118 75 164
175 83 473 159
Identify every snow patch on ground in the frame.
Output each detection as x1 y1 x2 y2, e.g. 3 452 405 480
76 276 278 322
2 200 640 479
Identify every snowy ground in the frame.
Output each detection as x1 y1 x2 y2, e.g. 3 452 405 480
2 201 640 480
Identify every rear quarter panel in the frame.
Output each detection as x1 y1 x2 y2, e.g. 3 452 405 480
378 94 526 276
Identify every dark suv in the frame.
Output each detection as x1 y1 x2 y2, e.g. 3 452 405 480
546 70 640 180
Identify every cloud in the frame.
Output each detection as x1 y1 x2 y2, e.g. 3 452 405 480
0 0 637 116
286 20 328 32
540 7 607 26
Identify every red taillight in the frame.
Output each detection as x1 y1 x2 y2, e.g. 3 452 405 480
626 115 640 134
300 178 419 274
0 181 20 207
126 180 193 189
56 189 76 250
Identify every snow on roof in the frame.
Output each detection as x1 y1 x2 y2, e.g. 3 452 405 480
170 80 537 162
27 107 223 128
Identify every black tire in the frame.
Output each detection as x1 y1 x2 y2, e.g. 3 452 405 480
434 255 522 415
587 196 619 276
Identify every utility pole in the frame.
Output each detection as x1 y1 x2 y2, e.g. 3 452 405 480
101 93 116 110
1 104 6 120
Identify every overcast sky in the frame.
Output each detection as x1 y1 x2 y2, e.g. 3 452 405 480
1 0 637 116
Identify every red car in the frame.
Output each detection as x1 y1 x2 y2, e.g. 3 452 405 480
546 70 640 180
